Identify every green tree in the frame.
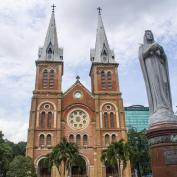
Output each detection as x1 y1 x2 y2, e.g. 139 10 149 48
128 129 151 177
6 155 37 177
101 140 131 177
0 131 4 144
0 131 27 177
46 138 80 177
0 132 13 177
6 141 26 157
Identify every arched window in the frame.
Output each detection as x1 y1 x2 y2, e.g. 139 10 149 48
39 134 45 146
46 134 52 145
112 134 116 142
102 104 117 129
102 50 107 56
47 48 52 54
101 44 108 62
105 134 110 146
101 71 106 89
107 71 112 80
110 112 115 128
104 112 108 128
47 43 53 59
39 112 45 128
47 112 52 128
43 70 48 88
69 134 74 143
76 134 81 146
49 70 55 88
83 135 88 146
107 72 112 89
38 103 55 130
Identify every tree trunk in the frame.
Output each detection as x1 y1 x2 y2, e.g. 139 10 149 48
120 161 123 177
67 165 71 177
56 166 61 176
63 162 67 177
65 166 68 177
137 163 141 177
117 160 121 177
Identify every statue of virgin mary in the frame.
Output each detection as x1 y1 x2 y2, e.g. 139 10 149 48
139 30 176 126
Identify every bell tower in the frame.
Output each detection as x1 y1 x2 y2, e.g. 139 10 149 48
90 8 120 94
90 8 130 177
26 7 63 176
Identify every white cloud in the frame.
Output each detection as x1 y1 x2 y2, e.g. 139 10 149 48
0 108 28 143
0 0 177 142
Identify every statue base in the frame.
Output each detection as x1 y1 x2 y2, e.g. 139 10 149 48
147 123 177 177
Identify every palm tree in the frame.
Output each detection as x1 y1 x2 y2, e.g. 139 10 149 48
101 139 131 177
45 138 80 177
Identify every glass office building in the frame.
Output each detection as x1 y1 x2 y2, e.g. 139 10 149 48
125 105 149 131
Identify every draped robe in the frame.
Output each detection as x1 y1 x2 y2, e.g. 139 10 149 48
139 42 172 115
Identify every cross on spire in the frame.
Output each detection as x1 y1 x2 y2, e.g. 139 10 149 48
97 7 102 15
76 75 80 81
51 4 56 13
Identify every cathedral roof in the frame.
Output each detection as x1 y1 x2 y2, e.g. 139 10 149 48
90 8 116 64
63 79 93 98
62 78 95 112
38 11 63 62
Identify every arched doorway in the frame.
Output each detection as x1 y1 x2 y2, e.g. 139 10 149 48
71 156 87 177
38 158 51 177
106 164 118 177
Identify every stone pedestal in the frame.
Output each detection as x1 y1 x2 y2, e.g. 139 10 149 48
147 123 177 177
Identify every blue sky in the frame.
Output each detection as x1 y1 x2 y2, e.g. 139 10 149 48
0 0 177 142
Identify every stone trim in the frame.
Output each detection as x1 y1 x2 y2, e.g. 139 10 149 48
149 134 177 146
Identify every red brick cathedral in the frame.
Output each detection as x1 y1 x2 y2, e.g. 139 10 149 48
26 8 130 177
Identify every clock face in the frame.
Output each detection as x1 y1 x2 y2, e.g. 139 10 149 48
74 91 82 99
67 109 89 130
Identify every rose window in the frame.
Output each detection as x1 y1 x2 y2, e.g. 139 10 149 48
67 109 89 130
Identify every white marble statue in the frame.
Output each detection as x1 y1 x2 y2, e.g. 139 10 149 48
139 30 177 126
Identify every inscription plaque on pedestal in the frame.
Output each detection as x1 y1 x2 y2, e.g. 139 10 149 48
164 149 177 165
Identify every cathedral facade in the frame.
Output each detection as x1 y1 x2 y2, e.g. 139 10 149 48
26 9 130 177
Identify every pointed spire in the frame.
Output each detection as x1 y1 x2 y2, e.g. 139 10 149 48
38 5 63 62
90 7 115 63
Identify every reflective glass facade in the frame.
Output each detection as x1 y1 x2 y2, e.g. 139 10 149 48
125 105 149 131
